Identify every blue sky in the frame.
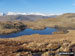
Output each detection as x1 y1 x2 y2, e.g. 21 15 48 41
0 0 75 14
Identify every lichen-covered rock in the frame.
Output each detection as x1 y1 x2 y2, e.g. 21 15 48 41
41 52 50 56
56 41 71 52
19 52 32 56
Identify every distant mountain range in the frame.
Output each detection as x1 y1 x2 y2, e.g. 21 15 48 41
0 12 57 21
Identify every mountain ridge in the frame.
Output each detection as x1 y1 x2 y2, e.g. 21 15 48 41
0 12 58 16
0 12 57 21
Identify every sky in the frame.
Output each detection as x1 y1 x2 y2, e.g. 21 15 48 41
0 0 75 14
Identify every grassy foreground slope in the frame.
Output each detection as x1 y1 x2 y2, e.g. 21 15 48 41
0 30 75 56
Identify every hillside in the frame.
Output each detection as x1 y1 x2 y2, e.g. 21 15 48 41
22 13 75 30
0 13 56 21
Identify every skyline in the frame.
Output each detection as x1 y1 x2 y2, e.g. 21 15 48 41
0 0 75 14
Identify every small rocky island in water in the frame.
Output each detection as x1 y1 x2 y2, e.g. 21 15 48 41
0 13 75 56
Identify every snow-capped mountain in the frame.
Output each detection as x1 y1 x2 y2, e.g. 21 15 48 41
6 12 57 16
7 12 27 15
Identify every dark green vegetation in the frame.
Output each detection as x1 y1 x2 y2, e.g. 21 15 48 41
0 21 27 34
3 21 26 30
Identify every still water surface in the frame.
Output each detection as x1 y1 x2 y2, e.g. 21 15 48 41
0 28 57 38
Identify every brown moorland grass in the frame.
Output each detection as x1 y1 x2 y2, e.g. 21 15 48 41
0 30 74 56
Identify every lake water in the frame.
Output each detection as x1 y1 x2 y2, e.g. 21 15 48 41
0 28 57 38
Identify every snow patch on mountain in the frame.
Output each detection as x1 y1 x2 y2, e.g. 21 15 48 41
6 12 58 16
0 13 3 16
